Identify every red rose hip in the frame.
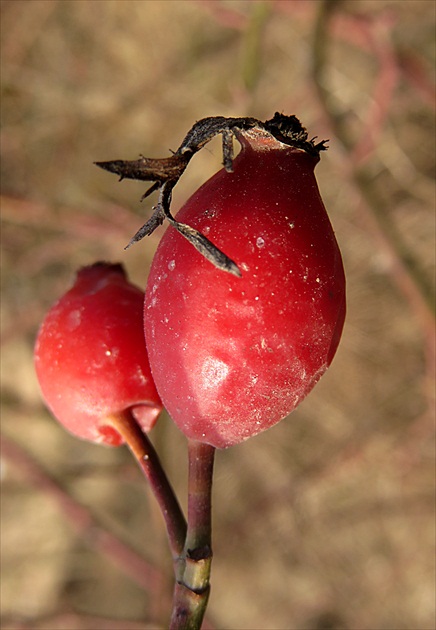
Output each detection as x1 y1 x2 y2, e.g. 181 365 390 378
144 123 346 448
35 262 162 445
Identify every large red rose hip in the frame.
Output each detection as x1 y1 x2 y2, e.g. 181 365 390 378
35 262 162 446
144 127 346 448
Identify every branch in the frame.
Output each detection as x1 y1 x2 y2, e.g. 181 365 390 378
1 433 162 593
312 0 435 333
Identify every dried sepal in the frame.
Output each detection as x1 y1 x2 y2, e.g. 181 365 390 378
95 114 327 275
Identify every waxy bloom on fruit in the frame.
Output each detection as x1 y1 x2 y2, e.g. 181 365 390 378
144 116 346 448
35 262 162 445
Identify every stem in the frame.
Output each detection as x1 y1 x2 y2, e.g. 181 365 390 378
170 440 216 630
106 411 187 561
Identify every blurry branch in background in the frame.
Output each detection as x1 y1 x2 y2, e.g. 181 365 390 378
1 433 216 629
312 0 435 346
241 1 271 92
197 0 271 96
196 0 248 30
0 434 162 593
1 611 148 630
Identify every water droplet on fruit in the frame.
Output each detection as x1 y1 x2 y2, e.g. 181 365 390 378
168 260 176 271
203 226 210 235
256 236 265 249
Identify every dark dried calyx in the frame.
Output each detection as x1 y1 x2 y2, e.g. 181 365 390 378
95 114 327 276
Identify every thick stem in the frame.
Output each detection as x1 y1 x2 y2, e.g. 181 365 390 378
106 411 187 561
185 440 215 553
170 440 216 630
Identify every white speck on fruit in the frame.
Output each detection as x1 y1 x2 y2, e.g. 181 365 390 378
133 365 148 386
204 208 217 218
67 309 82 330
200 357 229 390
289 222 295 229
168 260 176 271
240 262 250 272
143 454 149 461
203 226 210 235
105 349 112 356
256 236 265 249
316 277 321 283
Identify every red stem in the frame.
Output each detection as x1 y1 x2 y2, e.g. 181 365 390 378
185 440 215 553
106 411 187 560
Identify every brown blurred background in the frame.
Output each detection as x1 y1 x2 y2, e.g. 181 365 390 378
1 1 435 629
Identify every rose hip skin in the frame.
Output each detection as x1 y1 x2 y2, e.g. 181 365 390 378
144 133 346 448
35 263 162 445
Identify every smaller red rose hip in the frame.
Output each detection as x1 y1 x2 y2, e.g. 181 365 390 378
34 262 162 446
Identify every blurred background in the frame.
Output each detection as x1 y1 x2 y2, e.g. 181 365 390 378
1 1 435 629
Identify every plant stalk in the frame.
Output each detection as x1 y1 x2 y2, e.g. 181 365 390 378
107 411 187 561
170 440 216 630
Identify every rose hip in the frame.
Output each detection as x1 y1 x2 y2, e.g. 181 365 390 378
35 262 162 445
144 120 346 448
